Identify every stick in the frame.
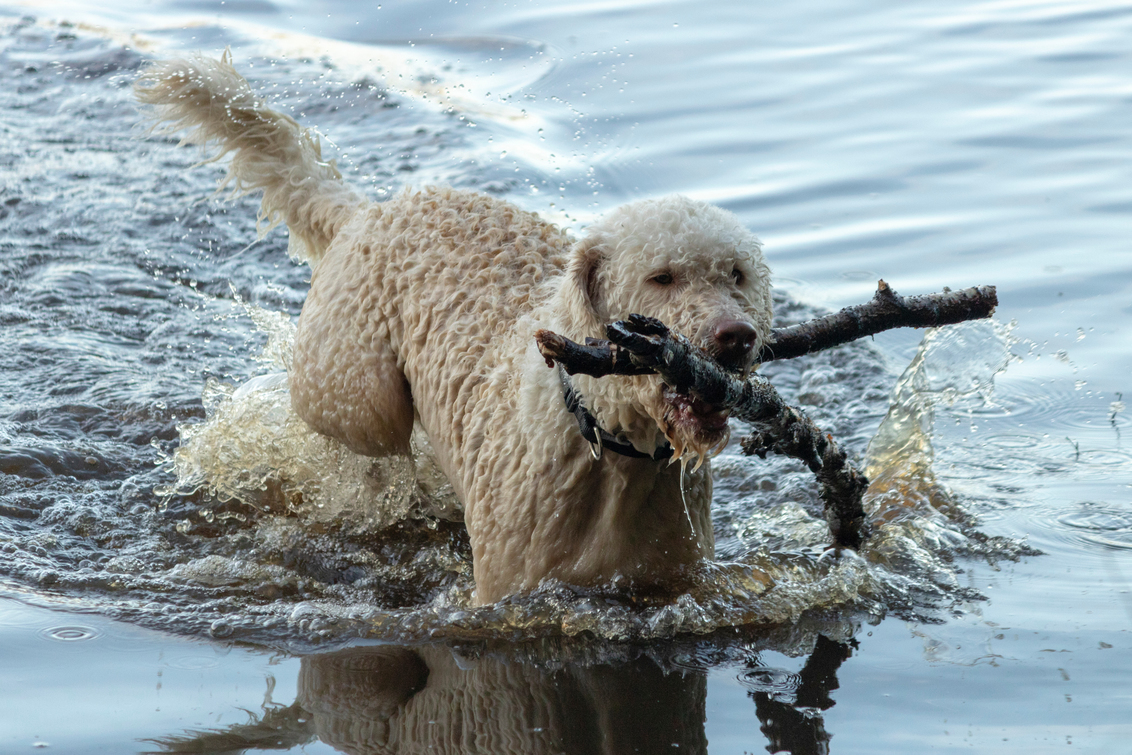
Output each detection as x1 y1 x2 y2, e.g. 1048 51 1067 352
531 332 652 377
739 411 869 550
608 316 869 549
755 281 997 363
539 314 869 549
533 282 996 550
537 282 996 373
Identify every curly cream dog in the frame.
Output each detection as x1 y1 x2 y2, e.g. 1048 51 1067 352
136 53 772 604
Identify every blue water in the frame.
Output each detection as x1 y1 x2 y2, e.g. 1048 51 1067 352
1 0 1131 752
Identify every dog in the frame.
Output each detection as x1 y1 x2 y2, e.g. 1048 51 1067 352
136 52 773 604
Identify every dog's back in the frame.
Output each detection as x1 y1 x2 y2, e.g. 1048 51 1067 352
291 186 573 472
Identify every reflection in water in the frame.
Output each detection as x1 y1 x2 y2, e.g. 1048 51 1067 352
148 635 853 754
745 636 853 755
298 647 706 754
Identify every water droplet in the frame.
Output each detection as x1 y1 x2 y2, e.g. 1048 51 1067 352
679 458 696 540
209 620 233 638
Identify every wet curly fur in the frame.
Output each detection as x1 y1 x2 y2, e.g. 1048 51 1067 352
136 53 773 603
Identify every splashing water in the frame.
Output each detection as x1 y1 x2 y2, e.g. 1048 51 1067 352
132 302 1027 648
153 292 461 529
0 23 1033 652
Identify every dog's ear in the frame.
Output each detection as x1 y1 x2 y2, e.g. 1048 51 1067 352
564 235 607 326
566 236 611 319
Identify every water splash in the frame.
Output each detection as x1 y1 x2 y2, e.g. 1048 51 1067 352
155 302 460 529
861 320 1031 605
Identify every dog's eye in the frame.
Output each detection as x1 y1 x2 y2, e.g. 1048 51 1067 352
731 267 744 285
650 272 674 286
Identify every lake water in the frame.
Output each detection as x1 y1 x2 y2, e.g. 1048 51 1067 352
1 0 1131 752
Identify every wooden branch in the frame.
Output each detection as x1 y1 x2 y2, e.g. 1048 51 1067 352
537 282 997 373
604 315 869 549
533 331 651 377
533 282 996 550
755 281 997 363
740 412 869 550
539 314 869 549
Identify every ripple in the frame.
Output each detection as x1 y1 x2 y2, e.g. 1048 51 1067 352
164 654 222 670
738 666 802 700
1076 450 1132 468
1056 504 1132 550
1022 500 1132 554
839 270 880 282
983 434 1042 450
40 625 101 642
990 379 1117 435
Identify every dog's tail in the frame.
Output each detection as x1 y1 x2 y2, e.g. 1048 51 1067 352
135 51 365 265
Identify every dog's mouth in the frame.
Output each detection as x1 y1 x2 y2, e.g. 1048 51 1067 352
703 346 755 378
660 385 732 462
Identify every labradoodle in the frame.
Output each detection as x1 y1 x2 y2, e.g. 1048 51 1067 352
136 53 772 603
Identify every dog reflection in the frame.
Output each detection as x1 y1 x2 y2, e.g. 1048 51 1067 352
148 645 706 754
297 646 706 754
149 637 852 755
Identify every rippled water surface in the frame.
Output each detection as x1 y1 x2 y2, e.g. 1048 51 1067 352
1 0 1130 752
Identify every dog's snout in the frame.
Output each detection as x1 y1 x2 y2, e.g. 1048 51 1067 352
711 319 758 368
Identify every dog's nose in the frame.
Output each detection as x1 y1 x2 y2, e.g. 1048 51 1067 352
712 319 758 368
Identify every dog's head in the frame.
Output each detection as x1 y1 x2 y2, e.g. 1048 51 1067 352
559 195 772 462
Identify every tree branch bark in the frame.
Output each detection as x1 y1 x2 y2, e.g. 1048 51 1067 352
755 281 997 363
537 282 996 375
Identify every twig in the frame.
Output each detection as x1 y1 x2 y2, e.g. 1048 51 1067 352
532 332 651 377
539 314 869 549
537 282 997 374
756 281 997 363
740 412 869 550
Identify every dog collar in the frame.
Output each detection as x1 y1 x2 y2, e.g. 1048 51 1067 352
557 366 674 461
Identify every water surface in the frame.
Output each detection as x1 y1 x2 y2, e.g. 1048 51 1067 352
1 0 1130 752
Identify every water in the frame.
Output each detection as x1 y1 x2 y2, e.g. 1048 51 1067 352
1 0 1131 752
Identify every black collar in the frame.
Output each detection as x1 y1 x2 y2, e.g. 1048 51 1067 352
558 366 674 461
